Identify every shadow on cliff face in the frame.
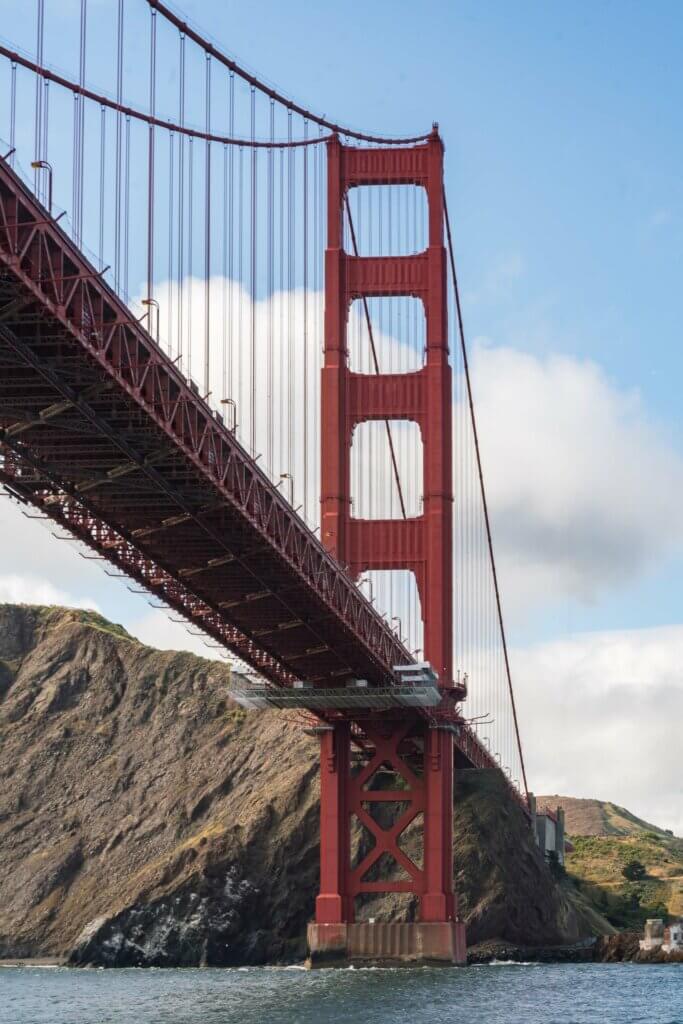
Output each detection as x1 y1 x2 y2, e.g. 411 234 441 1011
454 770 580 945
0 603 581 966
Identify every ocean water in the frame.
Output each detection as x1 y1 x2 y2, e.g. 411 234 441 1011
1 963 681 1024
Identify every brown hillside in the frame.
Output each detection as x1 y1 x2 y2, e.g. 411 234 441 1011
0 604 586 965
537 796 670 838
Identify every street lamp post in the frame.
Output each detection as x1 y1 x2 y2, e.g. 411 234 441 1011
141 298 160 347
279 472 294 505
358 575 375 604
30 159 53 215
220 398 237 432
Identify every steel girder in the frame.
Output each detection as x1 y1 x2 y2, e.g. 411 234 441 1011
0 155 412 690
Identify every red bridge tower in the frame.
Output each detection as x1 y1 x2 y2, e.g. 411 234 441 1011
309 130 466 965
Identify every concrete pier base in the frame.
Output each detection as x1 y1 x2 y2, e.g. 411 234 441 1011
307 921 467 967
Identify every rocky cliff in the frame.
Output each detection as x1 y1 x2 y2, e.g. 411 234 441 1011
0 604 587 965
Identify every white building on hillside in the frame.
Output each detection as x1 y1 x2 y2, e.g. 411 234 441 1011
640 919 664 951
662 921 683 953
528 796 569 866
640 919 683 953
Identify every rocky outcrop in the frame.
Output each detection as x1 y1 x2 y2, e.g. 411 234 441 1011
0 603 585 965
467 938 596 964
593 932 683 963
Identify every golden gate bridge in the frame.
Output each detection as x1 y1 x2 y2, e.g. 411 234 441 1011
0 0 527 965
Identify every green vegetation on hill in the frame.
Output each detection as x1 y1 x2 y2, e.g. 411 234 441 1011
565 827 683 929
537 794 682 929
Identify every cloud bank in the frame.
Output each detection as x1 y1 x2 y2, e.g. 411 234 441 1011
515 623 683 835
470 343 683 612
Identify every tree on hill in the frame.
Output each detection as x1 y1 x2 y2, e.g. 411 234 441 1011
546 850 566 880
622 859 646 881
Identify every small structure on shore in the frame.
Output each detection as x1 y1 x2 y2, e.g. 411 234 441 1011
639 918 665 951
529 796 568 866
639 918 683 953
662 921 683 953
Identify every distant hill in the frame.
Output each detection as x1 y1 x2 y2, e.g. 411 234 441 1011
538 796 683 927
536 796 674 839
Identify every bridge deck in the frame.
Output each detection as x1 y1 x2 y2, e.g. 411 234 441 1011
0 154 513 787
0 156 410 690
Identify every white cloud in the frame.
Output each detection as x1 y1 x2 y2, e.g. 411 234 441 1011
128 608 224 661
470 344 683 613
514 623 683 836
0 572 99 612
0 496 225 660
0 498 104 611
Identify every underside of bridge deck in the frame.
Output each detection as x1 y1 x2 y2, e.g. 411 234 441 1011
0 156 414 693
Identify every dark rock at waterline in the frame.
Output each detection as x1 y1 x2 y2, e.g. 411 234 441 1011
467 938 597 964
69 869 268 967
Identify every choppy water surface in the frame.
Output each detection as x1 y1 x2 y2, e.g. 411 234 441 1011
1 963 681 1024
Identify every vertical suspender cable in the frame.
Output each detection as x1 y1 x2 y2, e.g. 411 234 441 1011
177 32 185 367
42 79 49 182
123 114 130 297
222 138 227 405
168 130 174 355
227 72 234 404
114 0 123 288
34 0 44 196
237 141 244 439
287 109 293 492
303 118 308 520
188 131 194 380
344 200 407 520
72 1 84 244
444 197 528 801
77 0 87 244
98 105 105 268
250 86 257 450
204 53 211 395
267 99 275 474
9 61 17 168
147 7 157 304
72 79 79 233
278 142 285 474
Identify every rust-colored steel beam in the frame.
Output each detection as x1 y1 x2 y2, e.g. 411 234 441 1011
0 154 412 690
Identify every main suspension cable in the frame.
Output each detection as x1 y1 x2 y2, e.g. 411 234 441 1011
146 0 432 146
0 46 330 149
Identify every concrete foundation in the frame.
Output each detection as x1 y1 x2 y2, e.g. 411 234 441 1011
307 921 467 967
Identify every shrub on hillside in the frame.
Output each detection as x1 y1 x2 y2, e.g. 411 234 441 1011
622 859 646 881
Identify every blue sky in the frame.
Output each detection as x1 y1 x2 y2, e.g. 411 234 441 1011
220 0 683 416
186 0 683 640
1 0 682 826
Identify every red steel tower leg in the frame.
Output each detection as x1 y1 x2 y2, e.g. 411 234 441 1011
311 130 465 964
315 723 351 924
